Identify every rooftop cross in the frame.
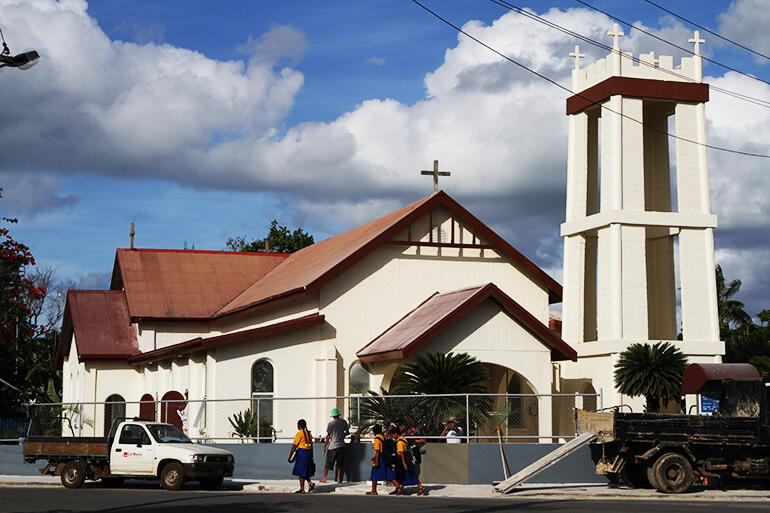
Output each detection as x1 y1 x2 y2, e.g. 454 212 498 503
421 160 450 193
607 23 624 51
689 30 705 56
129 222 135 250
569 45 585 70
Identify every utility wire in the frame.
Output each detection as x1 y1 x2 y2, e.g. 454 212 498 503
576 0 770 88
492 0 770 109
643 0 770 62
412 0 770 159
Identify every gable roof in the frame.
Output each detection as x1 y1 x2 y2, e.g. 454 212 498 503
57 290 139 367
356 283 576 363
111 248 289 320
215 191 562 318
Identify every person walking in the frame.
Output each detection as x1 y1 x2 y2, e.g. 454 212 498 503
321 407 349 483
366 424 398 495
288 419 315 493
391 426 425 495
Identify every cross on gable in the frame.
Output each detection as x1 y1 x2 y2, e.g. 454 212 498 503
607 23 624 50
569 45 585 71
421 159 451 193
689 30 705 56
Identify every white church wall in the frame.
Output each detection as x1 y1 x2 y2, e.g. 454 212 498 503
214 295 319 335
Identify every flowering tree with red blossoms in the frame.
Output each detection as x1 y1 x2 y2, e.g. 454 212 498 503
0 188 51 417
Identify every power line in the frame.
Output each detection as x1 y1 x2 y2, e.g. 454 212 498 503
491 0 770 109
643 0 770 62
411 0 770 159
575 0 770 89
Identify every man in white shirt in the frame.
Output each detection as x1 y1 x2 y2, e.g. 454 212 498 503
440 419 462 444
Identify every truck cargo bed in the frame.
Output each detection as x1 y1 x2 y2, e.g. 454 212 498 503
23 436 109 463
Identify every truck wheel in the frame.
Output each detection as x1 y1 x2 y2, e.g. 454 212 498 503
652 453 693 494
101 477 124 488
200 476 224 490
646 465 659 490
161 462 185 491
61 461 85 489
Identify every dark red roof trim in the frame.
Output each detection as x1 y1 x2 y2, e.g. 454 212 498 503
357 283 576 363
566 77 709 115
116 248 289 257
128 313 325 364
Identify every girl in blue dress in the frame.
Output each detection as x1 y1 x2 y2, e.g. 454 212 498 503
391 426 425 495
288 419 315 493
366 424 397 495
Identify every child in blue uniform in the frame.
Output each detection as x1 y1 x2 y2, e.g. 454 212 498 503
391 426 425 495
366 424 397 495
288 419 315 493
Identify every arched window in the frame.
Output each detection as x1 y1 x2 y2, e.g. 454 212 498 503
140 393 156 421
251 360 274 442
104 394 126 437
349 362 371 395
507 372 538 430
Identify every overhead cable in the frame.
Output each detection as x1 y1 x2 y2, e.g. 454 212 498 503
411 0 770 159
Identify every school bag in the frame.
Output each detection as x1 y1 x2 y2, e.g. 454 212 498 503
381 437 397 467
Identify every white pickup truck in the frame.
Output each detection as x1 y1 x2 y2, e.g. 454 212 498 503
23 419 234 490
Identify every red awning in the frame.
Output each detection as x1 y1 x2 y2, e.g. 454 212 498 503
681 363 760 394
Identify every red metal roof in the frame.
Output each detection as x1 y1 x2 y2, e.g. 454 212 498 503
215 191 563 317
681 363 761 394
128 313 325 364
356 283 576 363
112 248 289 320
57 290 139 366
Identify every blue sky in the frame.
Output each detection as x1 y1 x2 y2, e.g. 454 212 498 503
0 0 768 318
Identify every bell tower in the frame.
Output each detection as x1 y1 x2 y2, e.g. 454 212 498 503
560 27 724 409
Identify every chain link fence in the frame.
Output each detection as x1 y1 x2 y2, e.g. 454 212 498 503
8 392 600 444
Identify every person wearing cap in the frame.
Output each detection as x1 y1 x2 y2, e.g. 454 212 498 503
321 407 349 483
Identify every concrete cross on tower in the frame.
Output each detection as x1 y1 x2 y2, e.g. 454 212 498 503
689 30 705 56
421 160 450 193
569 45 585 70
129 222 136 250
607 23 624 50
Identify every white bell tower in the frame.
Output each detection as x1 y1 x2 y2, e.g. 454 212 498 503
560 27 724 409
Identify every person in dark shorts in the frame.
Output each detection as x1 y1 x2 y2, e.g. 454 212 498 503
321 407 349 483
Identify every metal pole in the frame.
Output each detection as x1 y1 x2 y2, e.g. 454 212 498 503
357 396 360 430
599 389 604 411
78 403 82 437
256 398 261 443
465 394 470 443
164 401 168 423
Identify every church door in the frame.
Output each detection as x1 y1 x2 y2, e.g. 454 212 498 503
160 391 186 431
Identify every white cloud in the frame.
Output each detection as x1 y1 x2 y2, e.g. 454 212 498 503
365 56 385 66
718 0 770 64
0 172 77 218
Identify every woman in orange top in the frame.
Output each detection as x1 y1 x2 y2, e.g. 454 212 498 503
366 424 397 495
288 419 315 493
391 426 425 495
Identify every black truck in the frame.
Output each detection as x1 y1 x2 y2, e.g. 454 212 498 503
576 379 770 493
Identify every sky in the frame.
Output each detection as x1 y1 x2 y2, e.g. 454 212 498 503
0 0 768 320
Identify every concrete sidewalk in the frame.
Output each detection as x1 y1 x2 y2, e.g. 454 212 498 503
2 475 770 501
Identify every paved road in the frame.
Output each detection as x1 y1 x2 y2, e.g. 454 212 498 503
1 487 769 513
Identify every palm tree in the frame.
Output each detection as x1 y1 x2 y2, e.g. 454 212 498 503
614 342 687 413
716 265 751 330
392 352 489 395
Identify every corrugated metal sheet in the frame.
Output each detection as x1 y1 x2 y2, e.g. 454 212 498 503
357 283 577 362
681 363 761 394
66 290 138 359
114 249 289 319
214 194 436 316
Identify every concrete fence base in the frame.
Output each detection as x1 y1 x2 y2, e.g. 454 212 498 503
1 442 606 485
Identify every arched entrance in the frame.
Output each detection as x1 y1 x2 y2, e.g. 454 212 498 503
104 394 125 437
482 363 539 443
139 393 156 421
160 391 186 431
580 384 598 412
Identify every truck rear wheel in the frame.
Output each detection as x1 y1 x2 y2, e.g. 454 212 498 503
161 462 185 491
652 453 693 494
61 461 85 489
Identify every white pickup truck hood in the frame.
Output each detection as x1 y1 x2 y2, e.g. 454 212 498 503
161 443 233 456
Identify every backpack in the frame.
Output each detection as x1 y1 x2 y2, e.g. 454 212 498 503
381 437 397 467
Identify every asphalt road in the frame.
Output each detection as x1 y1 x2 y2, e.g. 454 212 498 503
1 487 770 513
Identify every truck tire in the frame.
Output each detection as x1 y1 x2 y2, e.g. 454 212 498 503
160 462 185 491
652 453 693 494
101 477 124 488
200 476 224 490
61 461 85 489
646 465 659 490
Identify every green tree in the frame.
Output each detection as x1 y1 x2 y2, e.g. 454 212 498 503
716 264 751 330
392 352 489 395
226 220 313 254
758 309 770 327
614 342 688 413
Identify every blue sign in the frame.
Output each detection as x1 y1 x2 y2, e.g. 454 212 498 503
700 381 721 414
